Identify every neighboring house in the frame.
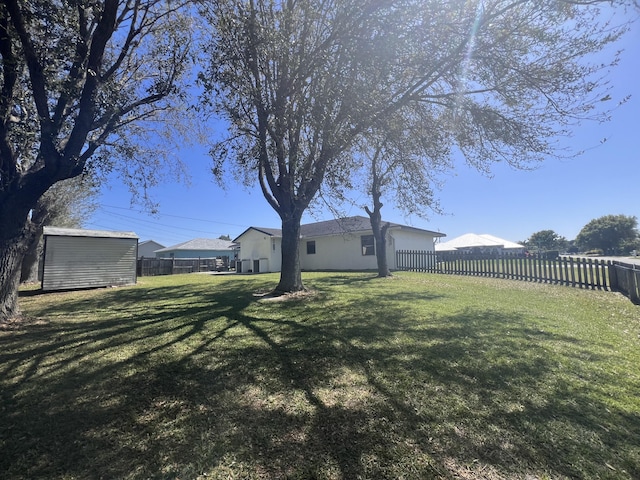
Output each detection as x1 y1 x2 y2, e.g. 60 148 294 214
233 216 445 273
41 227 138 291
155 238 235 261
435 233 525 255
138 240 165 258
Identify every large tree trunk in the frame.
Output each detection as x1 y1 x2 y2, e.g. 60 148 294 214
1 187 41 323
20 228 43 283
364 149 392 277
275 214 305 293
375 223 391 277
365 179 392 277
20 201 52 283
367 209 392 277
0 225 33 323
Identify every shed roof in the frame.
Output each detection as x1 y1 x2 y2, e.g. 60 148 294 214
155 238 234 252
43 227 138 239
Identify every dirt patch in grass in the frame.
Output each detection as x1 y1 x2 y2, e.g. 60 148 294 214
253 288 319 302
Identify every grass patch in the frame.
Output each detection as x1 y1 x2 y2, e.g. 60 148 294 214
2 272 639 479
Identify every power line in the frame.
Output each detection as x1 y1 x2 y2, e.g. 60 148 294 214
88 205 245 245
98 209 228 236
101 204 248 229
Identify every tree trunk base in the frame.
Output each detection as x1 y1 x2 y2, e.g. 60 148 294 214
1 235 30 324
255 287 315 302
273 284 307 294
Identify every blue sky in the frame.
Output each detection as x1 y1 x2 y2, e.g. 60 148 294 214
87 13 639 248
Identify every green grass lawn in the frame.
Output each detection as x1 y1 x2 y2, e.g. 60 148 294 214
2 272 639 479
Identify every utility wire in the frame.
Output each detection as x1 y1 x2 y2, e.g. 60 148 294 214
101 204 248 229
98 209 229 236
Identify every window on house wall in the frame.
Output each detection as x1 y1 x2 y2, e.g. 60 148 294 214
307 241 316 254
361 235 375 256
272 239 276 251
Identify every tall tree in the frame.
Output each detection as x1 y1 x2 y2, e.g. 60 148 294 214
575 214 639 255
20 174 98 283
526 229 568 253
200 0 632 293
0 0 195 322
325 110 447 277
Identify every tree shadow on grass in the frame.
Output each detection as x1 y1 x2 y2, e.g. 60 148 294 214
2 274 639 479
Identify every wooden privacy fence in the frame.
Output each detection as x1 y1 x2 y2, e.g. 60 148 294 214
137 257 231 277
396 250 640 304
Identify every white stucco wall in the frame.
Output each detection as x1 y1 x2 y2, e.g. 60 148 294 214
301 233 379 271
388 228 437 270
237 229 282 272
270 238 282 272
390 229 436 251
237 225 439 273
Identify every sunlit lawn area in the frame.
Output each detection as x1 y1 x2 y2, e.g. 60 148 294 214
1 272 639 479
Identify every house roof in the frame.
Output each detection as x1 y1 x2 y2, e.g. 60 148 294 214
301 216 373 237
155 238 234 252
232 226 282 242
43 227 138 239
478 234 524 250
139 240 165 248
234 216 445 242
302 216 445 238
435 233 523 251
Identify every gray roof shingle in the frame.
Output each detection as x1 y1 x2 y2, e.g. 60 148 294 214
235 216 444 241
300 216 373 237
156 238 234 252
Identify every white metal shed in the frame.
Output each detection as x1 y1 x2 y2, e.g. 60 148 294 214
41 227 139 291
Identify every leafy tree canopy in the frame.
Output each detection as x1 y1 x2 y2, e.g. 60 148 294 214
20 174 99 283
0 0 196 322
199 0 634 292
323 110 447 277
575 214 640 255
527 230 568 252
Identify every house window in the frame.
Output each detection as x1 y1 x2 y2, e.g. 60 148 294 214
361 235 375 256
307 241 316 255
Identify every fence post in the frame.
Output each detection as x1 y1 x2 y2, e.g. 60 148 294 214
609 261 618 292
562 257 570 287
593 259 602 290
587 258 596 290
631 265 640 305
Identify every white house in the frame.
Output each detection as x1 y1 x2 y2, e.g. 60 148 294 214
435 233 524 255
233 216 445 273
